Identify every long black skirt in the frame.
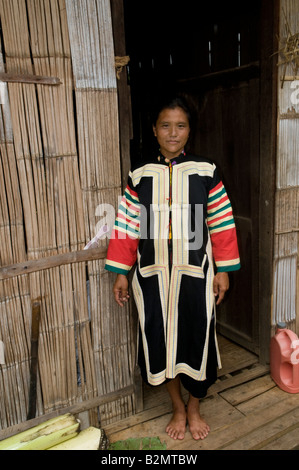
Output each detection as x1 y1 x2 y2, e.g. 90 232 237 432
138 315 218 399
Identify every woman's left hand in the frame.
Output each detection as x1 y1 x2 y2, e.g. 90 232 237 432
213 272 229 305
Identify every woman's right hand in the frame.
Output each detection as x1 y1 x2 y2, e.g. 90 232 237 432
113 274 130 307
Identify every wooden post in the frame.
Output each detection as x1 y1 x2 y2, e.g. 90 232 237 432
110 0 133 191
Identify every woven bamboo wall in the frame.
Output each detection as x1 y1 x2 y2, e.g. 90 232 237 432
0 0 136 430
273 0 299 335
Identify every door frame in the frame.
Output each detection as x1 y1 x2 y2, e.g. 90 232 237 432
258 0 279 364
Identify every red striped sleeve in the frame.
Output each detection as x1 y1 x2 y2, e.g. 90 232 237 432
208 172 241 272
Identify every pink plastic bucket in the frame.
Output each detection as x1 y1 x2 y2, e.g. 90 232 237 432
270 322 299 394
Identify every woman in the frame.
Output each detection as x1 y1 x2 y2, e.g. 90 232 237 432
105 96 240 440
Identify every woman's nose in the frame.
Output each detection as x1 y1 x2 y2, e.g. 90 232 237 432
169 125 177 136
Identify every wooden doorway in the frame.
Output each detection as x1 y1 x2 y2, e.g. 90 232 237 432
118 0 277 360
192 71 261 353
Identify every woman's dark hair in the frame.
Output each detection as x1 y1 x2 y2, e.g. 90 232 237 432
151 94 193 128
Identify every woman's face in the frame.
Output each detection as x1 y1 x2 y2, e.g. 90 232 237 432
153 107 190 159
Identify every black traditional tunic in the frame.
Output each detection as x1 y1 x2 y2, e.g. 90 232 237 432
105 152 240 395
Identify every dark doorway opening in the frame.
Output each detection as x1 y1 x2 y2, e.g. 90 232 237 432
122 0 277 358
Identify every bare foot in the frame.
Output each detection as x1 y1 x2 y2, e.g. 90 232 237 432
165 405 187 440
187 398 210 440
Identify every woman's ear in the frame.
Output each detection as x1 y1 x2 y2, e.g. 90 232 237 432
153 125 157 137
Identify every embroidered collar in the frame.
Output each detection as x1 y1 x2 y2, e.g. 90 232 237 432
157 150 186 164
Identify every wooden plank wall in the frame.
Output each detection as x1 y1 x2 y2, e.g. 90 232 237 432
0 0 136 430
273 0 299 335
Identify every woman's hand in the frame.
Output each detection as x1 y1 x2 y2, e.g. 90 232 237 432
213 272 229 305
113 274 130 307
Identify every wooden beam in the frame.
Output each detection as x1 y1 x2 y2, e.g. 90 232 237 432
0 72 61 85
0 247 107 280
258 0 279 364
0 385 134 440
179 61 260 84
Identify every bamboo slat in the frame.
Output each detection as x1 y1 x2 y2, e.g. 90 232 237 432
277 119 299 188
0 276 31 428
0 144 26 266
65 0 116 90
272 256 297 326
0 8 32 429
